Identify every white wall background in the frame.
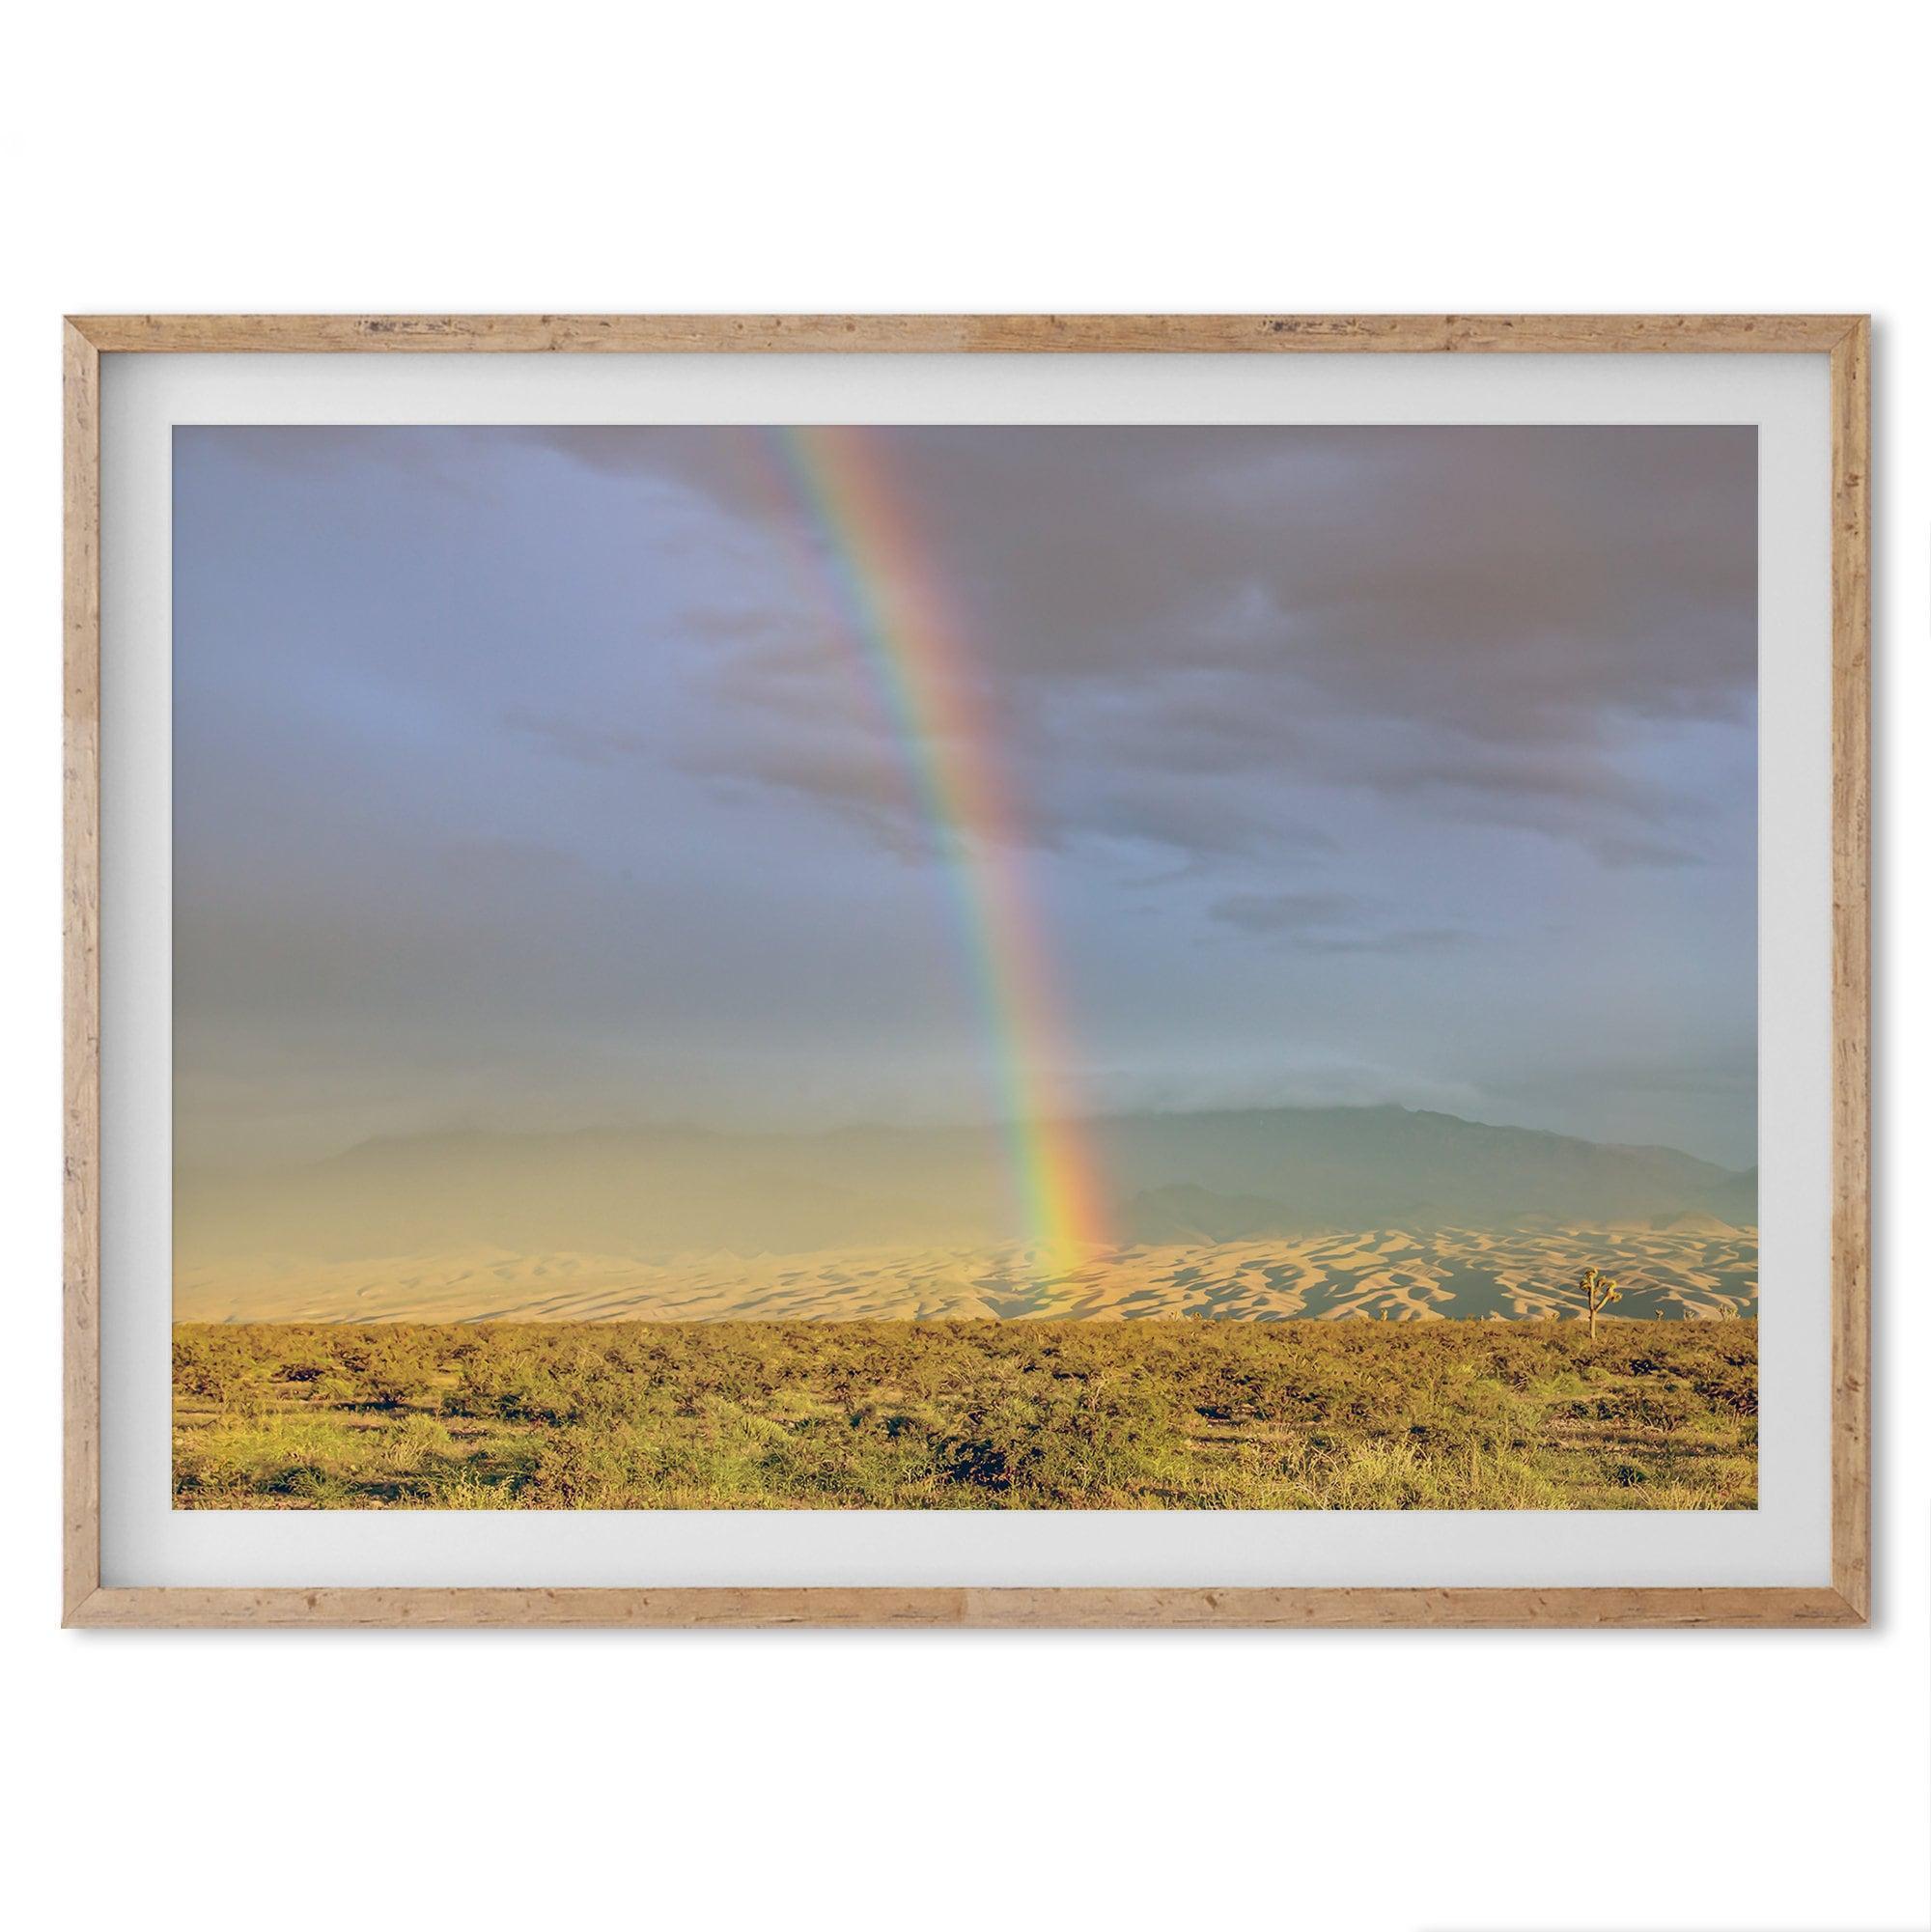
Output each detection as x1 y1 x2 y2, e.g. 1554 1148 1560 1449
3 5 1922 1927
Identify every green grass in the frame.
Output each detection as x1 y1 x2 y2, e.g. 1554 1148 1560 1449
173 1317 1757 1511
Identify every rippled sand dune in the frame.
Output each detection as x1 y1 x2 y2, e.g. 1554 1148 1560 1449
176 1223 1757 1325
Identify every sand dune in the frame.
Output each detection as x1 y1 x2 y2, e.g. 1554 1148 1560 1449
175 1224 1757 1326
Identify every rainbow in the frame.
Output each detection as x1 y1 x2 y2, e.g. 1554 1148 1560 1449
749 424 1110 1271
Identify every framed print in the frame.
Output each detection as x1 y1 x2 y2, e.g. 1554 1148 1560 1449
63 315 1870 1628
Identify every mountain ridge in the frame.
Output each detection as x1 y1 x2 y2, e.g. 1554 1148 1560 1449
176 1103 1756 1268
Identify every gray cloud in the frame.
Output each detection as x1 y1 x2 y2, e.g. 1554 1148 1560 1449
520 424 1753 876
1208 891 1471 958
1297 927 1471 958
504 708 654 768
1209 890 1360 936
1585 832 1707 870
172 425 1758 1168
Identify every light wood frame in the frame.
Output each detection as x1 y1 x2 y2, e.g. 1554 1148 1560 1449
63 315 1871 1630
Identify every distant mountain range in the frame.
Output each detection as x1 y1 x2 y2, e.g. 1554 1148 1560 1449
1101 1107 1756 1243
176 1105 1757 1268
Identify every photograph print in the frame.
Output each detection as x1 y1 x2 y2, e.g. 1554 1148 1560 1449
171 422 1759 1512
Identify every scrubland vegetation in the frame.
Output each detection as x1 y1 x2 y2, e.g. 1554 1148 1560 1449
173 1318 1756 1511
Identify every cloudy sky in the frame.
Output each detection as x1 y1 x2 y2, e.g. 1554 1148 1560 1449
175 424 1757 1171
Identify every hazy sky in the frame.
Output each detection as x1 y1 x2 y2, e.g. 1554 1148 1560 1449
175 424 1757 1170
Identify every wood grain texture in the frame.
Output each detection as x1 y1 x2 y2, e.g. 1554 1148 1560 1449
1830 319 1873 1621
64 1584 1867 1631
59 315 1873 1629
65 313 1862 356
63 323 100 1624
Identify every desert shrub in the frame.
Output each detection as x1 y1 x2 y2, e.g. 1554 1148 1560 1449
358 1367 434 1410
1587 1385 1703 1431
442 1353 581 1425
1693 1369 1758 1415
384 1414 454 1472
173 1316 1756 1512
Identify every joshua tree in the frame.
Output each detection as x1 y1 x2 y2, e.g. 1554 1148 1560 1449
1579 1267 1622 1338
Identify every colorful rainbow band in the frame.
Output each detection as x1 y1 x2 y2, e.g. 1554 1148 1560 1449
759 425 1110 1269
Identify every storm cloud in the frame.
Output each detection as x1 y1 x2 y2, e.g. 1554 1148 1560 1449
173 424 1757 1168
502 425 1754 875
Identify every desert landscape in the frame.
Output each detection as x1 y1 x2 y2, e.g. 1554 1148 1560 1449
176 1223 1756 1327
171 425 1760 1511
176 1106 1757 1327
174 1315 1758 1512
172 1106 1757 1511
